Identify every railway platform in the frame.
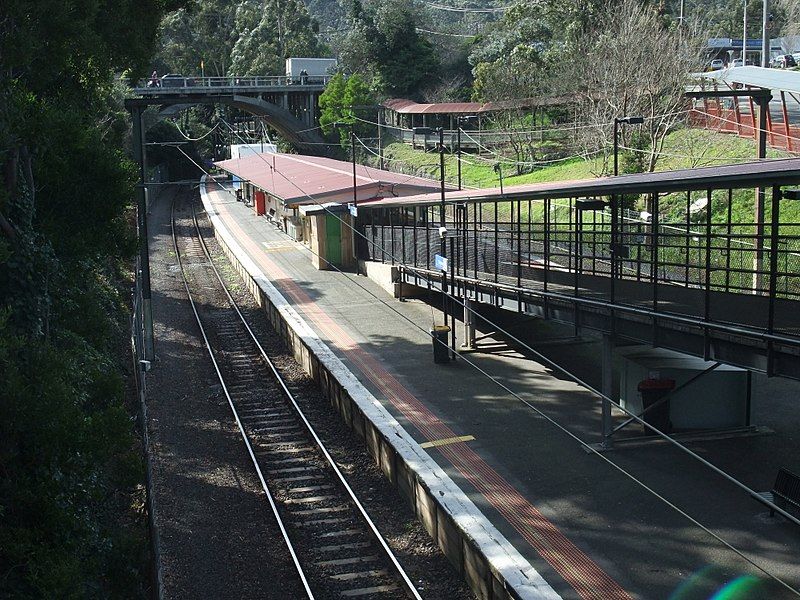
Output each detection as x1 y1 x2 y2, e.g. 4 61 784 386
198 179 799 600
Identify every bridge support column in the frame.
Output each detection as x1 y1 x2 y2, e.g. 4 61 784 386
309 93 317 126
601 332 614 450
460 297 476 351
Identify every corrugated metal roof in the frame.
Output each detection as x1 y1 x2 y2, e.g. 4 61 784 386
700 66 800 94
382 98 493 114
359 159 800 209
381 97 570 115
214 152 442 207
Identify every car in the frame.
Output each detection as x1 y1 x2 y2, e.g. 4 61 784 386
792 52 800 65
729 58 743 68
709 59 725 71
160 73 194 88
771 54 797 69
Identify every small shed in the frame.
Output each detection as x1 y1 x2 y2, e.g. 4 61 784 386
299 203 354 270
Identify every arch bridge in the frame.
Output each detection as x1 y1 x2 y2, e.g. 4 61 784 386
131 75 331 152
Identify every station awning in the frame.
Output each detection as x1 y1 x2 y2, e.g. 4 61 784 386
699 66 800 95
214 152 442 207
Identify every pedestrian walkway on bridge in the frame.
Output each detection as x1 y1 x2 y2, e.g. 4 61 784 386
199 176 799 600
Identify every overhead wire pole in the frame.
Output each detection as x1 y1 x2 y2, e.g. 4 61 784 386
129 104 155 360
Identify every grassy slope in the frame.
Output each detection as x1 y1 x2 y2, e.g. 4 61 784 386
377 128 800 225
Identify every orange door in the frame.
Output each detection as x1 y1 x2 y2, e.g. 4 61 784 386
254 191 266 215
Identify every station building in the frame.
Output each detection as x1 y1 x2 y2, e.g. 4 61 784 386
213 152 442 270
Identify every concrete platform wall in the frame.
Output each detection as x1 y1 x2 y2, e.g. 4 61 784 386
200 181 558 600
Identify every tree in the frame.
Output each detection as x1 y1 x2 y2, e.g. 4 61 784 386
469 0 609 101
570 0 702 174
337 0 439 98
229 0 325 75
372 0 439 96
1 0 180 595
158 0 239 76
319 74 375 147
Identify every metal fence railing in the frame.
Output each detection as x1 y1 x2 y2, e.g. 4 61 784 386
130 256 164 600
135 75 331 92
362 185 800 343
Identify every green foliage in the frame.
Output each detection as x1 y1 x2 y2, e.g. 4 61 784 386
157 0 240 76
337 0 439 98
0 0 178 596
0 314 146 598
157 0 327 76
469 0 608 101
229 0 326 75
319 74 376 146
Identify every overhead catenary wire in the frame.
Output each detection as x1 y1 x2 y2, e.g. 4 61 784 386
193 130 799 594
213 118 800 553
173 119 222 142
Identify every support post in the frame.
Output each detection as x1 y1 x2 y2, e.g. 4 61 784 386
130 105 155 361
377 107 385 170
461 291 476 351
601 332 614 450
457 126 462 191
781 91 792 151
754 94 770 293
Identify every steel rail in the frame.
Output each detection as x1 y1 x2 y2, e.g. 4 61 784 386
170 196 316 600
188 197 423 600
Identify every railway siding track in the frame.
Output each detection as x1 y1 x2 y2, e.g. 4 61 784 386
171 190 421 599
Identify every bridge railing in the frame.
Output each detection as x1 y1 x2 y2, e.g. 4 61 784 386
135 75 332 91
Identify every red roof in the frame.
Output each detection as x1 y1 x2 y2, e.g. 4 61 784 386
381 97 571 115
214 153 442 206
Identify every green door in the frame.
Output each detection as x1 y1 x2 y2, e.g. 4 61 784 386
325 214 342 266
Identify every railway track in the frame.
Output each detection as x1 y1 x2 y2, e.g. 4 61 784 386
171 189 422 599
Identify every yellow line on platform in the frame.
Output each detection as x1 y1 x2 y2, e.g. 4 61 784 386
419 435 475 449
261 242 295 253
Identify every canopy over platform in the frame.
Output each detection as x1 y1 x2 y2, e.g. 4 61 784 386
382 97 569 116
699 66 800 95
214 152 443 207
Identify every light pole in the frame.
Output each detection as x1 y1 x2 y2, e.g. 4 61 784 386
493 162 504 195
455 115 476 191
613 116 645 176
414 126 455 357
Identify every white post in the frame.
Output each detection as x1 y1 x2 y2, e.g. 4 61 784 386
743 0 748 63
762 0 770 67
460 297 476 351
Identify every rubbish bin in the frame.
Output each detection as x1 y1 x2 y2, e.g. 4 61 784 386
431 325 451 364
637 377 675 434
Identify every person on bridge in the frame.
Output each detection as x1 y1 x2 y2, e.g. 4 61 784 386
147 71 160 87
